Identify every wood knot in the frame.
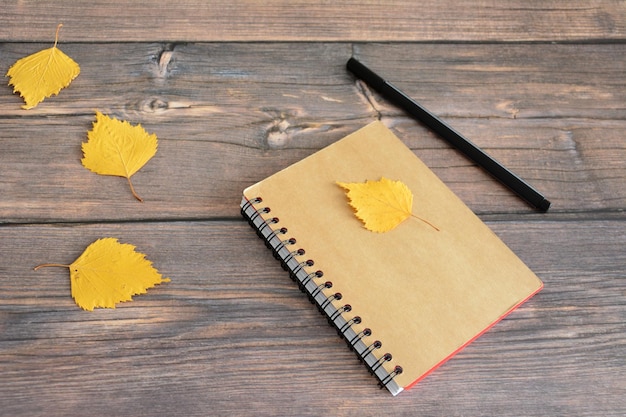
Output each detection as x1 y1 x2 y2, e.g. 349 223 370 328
142 98 169 113
153 43 177 79
158 50 174 76
265 119 292 149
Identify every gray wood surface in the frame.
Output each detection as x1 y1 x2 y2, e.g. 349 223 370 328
2 1 625 42
1 1 624 416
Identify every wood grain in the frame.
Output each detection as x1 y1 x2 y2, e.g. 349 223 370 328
0 220 624 416
1 43 624 222
1 0 625 42
1 1 624 416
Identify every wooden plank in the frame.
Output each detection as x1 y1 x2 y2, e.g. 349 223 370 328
0 43 624 222
1 113 624 221
0 220 624 416
1 0 625 42
2 42 624 120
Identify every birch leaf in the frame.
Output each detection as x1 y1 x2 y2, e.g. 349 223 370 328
337 177 439 233
6 24 80 109
34 238 170 311
81 111 158 202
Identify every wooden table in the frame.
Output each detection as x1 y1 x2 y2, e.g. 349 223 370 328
1 2 624 416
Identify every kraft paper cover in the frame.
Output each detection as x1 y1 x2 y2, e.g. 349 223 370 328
244 121 543 390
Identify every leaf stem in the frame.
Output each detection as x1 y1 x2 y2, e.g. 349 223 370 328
54 24 63 48
127 177 144 202
34 263 70 271
411 214 440 231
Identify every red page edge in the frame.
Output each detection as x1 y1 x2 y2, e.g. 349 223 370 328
403 282 544 391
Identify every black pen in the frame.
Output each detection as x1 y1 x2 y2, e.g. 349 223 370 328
347 57 551 212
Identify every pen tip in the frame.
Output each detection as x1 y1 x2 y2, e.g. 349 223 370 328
537 198 551 212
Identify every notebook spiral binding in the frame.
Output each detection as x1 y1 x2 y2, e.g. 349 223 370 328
241 196 404 395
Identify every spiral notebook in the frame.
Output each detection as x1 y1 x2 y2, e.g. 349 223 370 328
241 121 543 395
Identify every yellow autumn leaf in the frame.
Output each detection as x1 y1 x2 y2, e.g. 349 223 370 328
6 24 80 109
82 111 158 202
337 177 439 233
34 238 170 311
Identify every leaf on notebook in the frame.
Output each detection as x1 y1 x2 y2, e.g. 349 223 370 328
81 111 158 202
337 177 439 233
6 24 80 109
34 238 170 311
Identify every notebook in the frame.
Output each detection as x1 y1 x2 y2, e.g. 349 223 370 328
240 121 543 395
